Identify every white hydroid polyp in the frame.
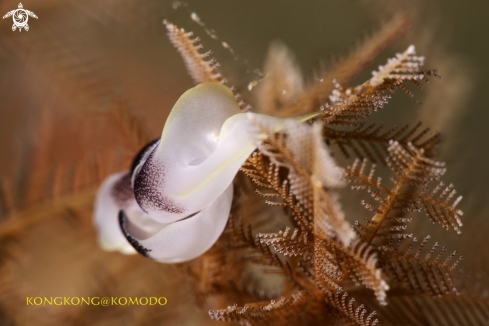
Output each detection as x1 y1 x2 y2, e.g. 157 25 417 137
94 82 323 263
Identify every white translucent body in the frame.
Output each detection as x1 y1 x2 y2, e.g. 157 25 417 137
94 83 322 263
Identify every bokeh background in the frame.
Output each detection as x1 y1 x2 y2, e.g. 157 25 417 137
0 0 488 324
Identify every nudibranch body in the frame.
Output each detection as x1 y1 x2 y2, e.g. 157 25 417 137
94 83 321 263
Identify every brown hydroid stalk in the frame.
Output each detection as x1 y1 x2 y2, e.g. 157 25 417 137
363 149 422 245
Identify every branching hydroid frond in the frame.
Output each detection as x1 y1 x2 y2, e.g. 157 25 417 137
278 14 411 118
180 246 228 307
328 239 389 305
379 235 462 297
164 20 249 110
344 141 463 244
325 291 379 326
324 121 440 163
181 219 279 309
322 45 440 126
209 289 379 326
209 291 318 325
240 151 312 234
258 227 312 259
164 20 225 85
224 216 304 287
308 236 389 306
243 121 354 246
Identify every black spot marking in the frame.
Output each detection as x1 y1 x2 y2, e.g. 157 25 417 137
111 172 134 207
133 148 185 214
119 210 152 258
130 138 160 177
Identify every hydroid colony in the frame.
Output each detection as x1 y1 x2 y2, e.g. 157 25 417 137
0 14 487 326
94 18 481 325
162 19 484 325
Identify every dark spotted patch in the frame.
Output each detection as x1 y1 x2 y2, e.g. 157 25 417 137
111 173 134 207
133 147 185 214
130 138 160 177
118 210 152 258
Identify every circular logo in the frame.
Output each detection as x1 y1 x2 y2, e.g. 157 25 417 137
13 10 27 27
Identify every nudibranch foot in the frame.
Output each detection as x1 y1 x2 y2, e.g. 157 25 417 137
118 185 233 263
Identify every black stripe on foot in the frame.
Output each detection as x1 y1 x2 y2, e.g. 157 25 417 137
176 210 201 222
130 138 160 177
118 210 152 258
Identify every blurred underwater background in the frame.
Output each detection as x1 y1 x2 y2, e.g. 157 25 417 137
0 0 488 324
